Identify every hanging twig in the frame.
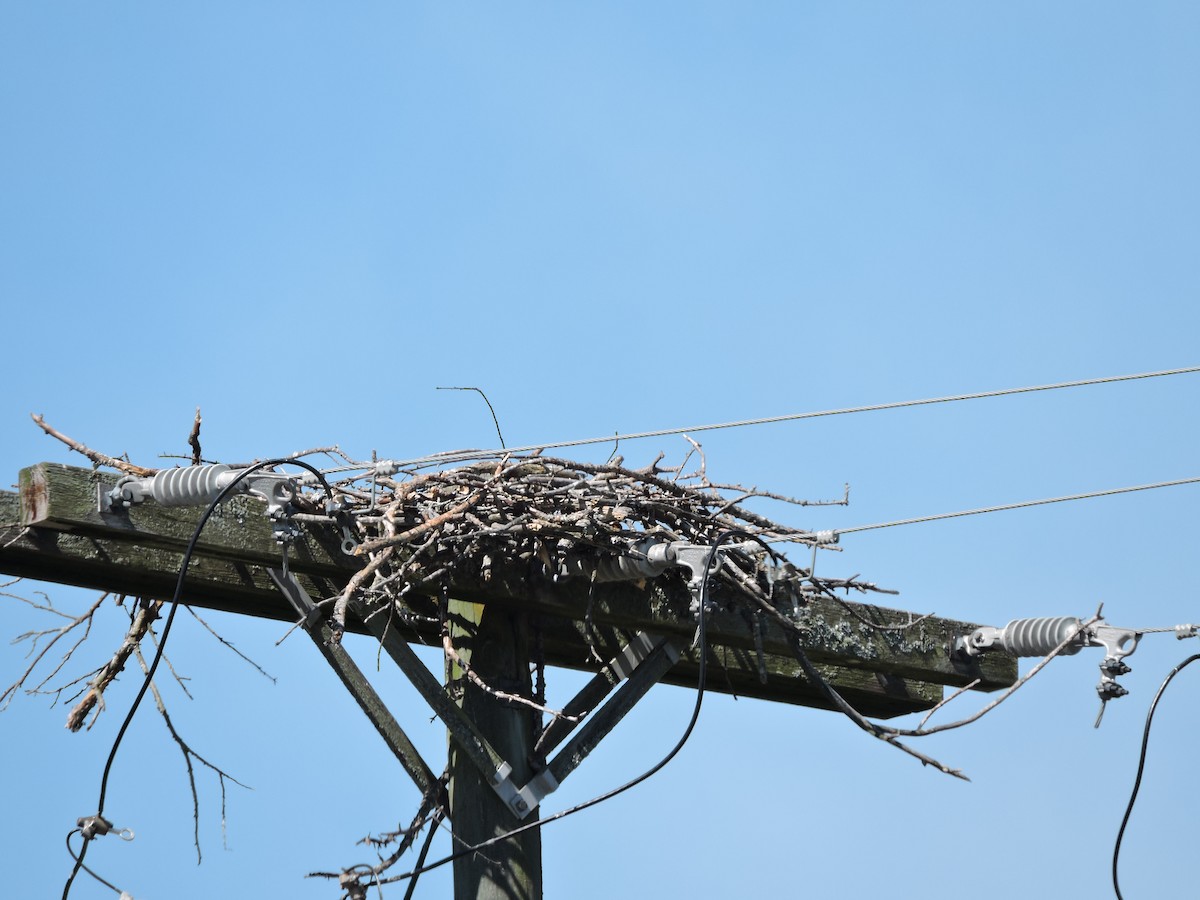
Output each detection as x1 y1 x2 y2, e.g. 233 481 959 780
441 629 579 723
133 645 250 863
66 599 163 731
182 606 276 683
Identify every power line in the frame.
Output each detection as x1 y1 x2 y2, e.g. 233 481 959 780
821 476 1200 539
389 365 1200 471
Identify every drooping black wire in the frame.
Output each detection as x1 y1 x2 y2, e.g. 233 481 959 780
64 830 124 895
62 459 336 900
380 528 764 886
1112 653 1200 900
401 811 443 900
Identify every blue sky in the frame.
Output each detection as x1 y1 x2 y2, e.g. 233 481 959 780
2 4 1199 898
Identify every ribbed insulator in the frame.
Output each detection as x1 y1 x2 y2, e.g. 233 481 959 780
558 540 676 583
1000 616 1086 657
591 553 672 582
148 465 234 507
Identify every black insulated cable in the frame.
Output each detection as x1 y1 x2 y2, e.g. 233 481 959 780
62 460 336 900
1112 653 1200 900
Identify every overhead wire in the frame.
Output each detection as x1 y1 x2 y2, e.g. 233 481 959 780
365 365 1200 472
47 365 1200 893
1112 653 1200 900
766 476 1200 542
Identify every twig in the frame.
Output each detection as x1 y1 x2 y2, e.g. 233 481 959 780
133 646 250 863
676 435 705 483
30 414 157 476
784 631 968 780
308 775 448 885
827 595 935 632
916 679 982 730
356 492 488 555
188 407 203 466
2 527 32 550
710 481 850 511
442 630 578 723
66 599 164 731
183 606 276 683
331 546 396 642
1 593 106 711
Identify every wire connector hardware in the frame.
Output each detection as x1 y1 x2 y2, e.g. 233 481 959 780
76 814 134 842
958 615 1200 726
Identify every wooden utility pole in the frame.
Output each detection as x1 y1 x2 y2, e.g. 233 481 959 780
0 463 1018 899
446 601 542 900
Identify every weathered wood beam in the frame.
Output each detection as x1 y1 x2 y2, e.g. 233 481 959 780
0 492 940 718
442 555 1010 691
18 462 351 577
2 463 1018 710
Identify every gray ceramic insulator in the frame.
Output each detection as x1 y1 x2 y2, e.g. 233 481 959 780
999 616 1087 657
147 464 238 507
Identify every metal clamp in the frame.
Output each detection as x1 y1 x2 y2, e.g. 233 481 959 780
77 814 134 842
490 762 560 820
1091 624 1141 725
559 538 763 591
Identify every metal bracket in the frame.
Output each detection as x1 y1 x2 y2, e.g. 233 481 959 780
1091 624 1140 726
488 630 681 820
559 538 763 592
268 565 324 629
491 763 560 819
608 630 658 681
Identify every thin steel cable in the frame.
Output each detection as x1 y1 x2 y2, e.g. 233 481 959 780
823 476 1200 538
374 365 1200 471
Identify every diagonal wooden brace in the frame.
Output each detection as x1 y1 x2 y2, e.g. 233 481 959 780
267 569 443 805
347 595 521 803
533 631 663 760
488 632 683 820
545 636 681 790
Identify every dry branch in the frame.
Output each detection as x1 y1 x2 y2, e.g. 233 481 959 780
31 414 157 476
188 407 203 467
133 645 250 863
66 599 163 732
2 592 106 711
